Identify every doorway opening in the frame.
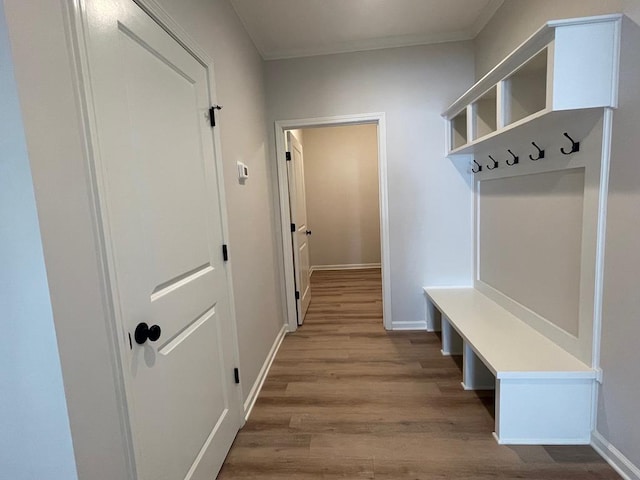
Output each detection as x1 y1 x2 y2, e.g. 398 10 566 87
275 113 391 332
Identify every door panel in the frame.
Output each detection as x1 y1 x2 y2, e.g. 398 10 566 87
83 2 240 479
287 132 312 323
298 238 311 313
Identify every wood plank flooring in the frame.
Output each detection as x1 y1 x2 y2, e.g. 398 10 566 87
218 269 619 479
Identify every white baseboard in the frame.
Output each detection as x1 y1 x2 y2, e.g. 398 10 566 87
242 324 287 422
390 320 428 331
493 432 590 445
592 431 640 480
310 263 381 273
493 434 591 445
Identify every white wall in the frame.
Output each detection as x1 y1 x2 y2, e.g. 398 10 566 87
474 1 640 473
266 42 475 328
598 11 640 474
3 0 284 477
0 4 77 478
474 0 624 78
302 125 381 268
4 1 134 477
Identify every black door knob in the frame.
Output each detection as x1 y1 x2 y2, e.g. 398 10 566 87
305 230 312 236
134 322 162 345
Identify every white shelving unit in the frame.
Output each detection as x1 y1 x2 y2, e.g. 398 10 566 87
429 14 623 446
444 14 621 156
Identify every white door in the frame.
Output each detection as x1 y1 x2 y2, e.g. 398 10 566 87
82 2 241 479
286 132 312 324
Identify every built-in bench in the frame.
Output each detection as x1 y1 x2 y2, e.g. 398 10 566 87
424 287 596 445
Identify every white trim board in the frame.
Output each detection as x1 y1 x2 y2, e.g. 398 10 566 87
311 263 381 272
392 321 428 331
243 324 287 422
592 431 640 480
274 113 392 332
493 433 591 446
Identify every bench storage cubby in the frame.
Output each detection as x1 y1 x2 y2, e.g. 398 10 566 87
424 287 595 445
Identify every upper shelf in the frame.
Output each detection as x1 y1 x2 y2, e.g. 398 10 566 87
444 14 622 156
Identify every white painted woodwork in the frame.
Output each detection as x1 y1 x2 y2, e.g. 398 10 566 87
441 318 463 356
435 11 627 450
311 263 381 272
425 299 442 332
471 86 498 140
275 113 393 333
230 0 504 59
552 20 620 111
443 14 622 155
287 132 312 323
592 431 640 480
425 287 595 444
450 111 468 150
151 0 287 412
81 1 240 478
472 1 640 474
462 342 495 390
425 288 594 379
469 109 605 365
495 378 593 445
504 48 547 125
242 325 287 421
441 16 617 366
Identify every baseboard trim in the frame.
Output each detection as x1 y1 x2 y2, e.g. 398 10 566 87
242 324 287 422
310 263 381 273
493 432 590 445
592 431 640 480
390 320 428 331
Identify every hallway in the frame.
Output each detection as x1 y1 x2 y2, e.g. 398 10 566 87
218 269 618 479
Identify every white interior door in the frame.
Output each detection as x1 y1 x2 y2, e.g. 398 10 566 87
287 132 312 324
82 2 240 479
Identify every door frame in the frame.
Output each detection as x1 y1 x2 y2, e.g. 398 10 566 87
275 113 392 332
66 0 243 476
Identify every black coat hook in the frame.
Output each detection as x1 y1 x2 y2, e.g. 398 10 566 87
487 155 498 170
506 149 519 166
471 159 482 174
561 132 580 155
529 142 545 161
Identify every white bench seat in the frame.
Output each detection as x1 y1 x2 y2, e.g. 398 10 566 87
424 286 596 445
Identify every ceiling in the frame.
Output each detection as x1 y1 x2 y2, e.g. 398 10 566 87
230 0 504 60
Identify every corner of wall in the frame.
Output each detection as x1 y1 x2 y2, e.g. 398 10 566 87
592 431 640 480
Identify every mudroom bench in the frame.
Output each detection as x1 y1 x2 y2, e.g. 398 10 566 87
424 287 596 445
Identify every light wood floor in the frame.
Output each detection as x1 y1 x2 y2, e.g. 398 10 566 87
218 269 619 479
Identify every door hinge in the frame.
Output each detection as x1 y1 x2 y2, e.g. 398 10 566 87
291 223 296 232
234 368 240 384
209 105 222 127
295 291 300 300
222 244 229 262
285 152 291 161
